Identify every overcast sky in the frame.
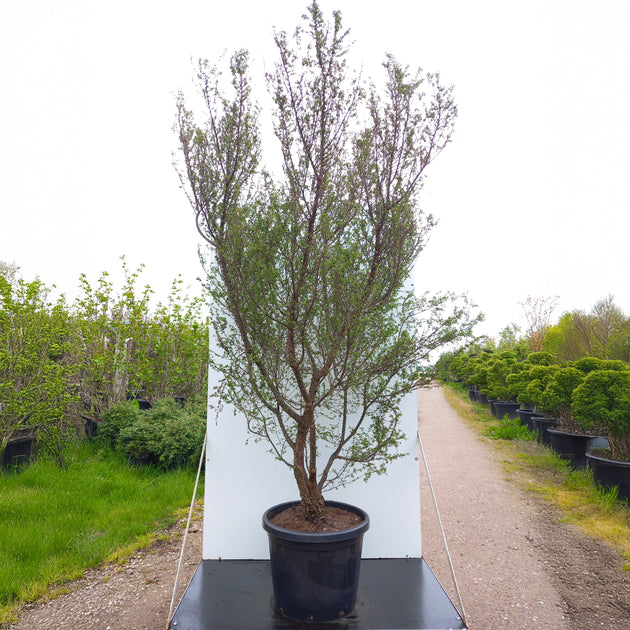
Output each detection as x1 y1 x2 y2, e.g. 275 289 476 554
1 0 628 340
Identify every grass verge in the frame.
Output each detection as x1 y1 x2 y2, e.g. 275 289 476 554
0 440 202 624
442 383 630 569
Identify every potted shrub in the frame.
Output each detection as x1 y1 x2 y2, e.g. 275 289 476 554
542 359 627 467
483 351 521 418
505 352 557 429
174 2 477 622
572 369 630 500
466 353 493 405
537 365 591 460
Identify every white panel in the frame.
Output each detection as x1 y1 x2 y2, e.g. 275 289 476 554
202 378 421 560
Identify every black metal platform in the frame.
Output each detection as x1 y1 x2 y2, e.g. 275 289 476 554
168 558 467 629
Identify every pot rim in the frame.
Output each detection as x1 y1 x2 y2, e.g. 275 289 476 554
262 500 370 543
586 449 630 467
546 428 592 438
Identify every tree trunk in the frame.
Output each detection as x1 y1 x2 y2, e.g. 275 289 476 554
293 417 326 519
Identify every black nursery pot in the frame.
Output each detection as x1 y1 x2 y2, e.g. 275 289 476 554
262 501 370 623
494 401 521 420
516 409 537 431
547 429 593 468
531 416 558 446
586 449 630 502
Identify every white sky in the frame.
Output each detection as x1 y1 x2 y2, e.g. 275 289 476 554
1 0 629 339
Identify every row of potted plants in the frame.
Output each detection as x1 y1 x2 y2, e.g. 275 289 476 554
445 350 630 501
0 262 209 469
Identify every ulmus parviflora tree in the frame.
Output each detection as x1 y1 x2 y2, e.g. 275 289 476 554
175 2 478 519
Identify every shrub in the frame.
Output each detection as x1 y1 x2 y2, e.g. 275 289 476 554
572 370 630 461
481 351 519 400
0 276 80 463
523 365 558 414
538 366 585 431
98 400 140 445
506 351 559 407
106 398 206 469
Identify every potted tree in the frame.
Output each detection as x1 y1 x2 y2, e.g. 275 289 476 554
175 2 477 622
572 369 630 500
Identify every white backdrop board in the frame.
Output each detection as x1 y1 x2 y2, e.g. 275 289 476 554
202 374 422 560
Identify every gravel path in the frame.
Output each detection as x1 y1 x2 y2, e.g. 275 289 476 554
418 383 630 630
6 383 630 629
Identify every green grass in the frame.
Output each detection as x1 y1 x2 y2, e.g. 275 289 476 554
0 441 201 623
442 383 630 569
483 416 535 441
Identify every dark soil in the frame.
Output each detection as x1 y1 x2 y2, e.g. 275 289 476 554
532 500 630 629
270 504 363 532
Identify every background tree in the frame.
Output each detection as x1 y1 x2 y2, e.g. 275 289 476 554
519 295 558 352
0 262 20 287
176 1 478 519
544 296 630 361
0 275 79 465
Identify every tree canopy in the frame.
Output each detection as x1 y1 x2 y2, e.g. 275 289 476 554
175 1 478 517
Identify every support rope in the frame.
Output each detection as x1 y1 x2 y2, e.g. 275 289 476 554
166 432 207 629
417 430 468 627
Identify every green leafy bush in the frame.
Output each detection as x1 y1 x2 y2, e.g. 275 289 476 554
505 352 559 407
104 398 206 469
98 400 140 445
0 276 79 463
572 370 630 461
538 366 585 431
483 350 519 400
521 365 556 413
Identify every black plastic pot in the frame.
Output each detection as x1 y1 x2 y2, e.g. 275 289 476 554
531 416 558 446
2 436 35 471
516 409 537 431
81 414 102 438
493 401 521 420
547 429 594 468
478 392 488 405
488 399 498 417
586 449 630 502
262 500 369 622
468 388 477 402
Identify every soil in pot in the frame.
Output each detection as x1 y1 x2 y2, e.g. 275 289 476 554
586 448 630 502
263 501 369 623
270 504 363 532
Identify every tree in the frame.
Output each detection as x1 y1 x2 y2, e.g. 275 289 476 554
495 323 524 352
0 275 79 465
0 261 20 286
544 296 630 361
590 295 627 359
519 295 558 352
175 2 478 519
